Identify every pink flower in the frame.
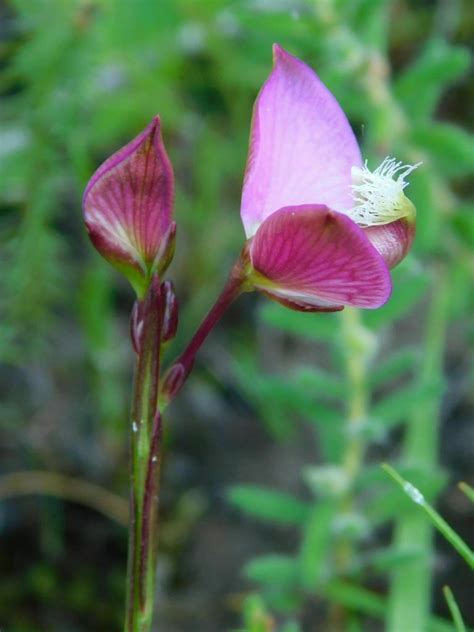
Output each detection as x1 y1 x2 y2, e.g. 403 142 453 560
241 45 418 312
83 116 175 297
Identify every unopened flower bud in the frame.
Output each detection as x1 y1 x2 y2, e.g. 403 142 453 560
161 363 186 404
130 301 144 354
83 116 175 297
160 280 179 344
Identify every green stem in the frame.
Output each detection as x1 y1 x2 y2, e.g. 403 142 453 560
125 276 163 632
387 269 450 632
330 308 373 630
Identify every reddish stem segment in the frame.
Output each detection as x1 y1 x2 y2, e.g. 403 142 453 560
161 254 250 405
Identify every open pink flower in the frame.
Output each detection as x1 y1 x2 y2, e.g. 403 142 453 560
241 45 418 312
83 116 175 296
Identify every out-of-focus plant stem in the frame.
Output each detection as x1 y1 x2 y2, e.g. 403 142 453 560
330 308 374 630
0 471 128 525
125 277 163 632
387 269 450 632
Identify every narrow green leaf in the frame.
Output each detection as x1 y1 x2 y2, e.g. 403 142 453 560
242 594 274 632
458 482 474 503
324 580 384 616
443 586 466 632
260 302 339 341
244 555 299 588
294 367 344 398
299 500 335 589
412 123 474 177
452 203 474 249
394 39 470 120
228 485 311 525
360 547 423 574
369 347 419 387
363 263 430 329
323 581 455 632
382 465 474 569
372 381 443 428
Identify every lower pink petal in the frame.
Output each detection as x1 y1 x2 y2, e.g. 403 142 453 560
249 205 392 310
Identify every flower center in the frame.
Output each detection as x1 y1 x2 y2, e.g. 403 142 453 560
347 157 420 226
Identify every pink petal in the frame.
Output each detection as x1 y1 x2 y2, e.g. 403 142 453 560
241 44 362 237
83 116 174 278
249 205 392 310
364 219 416 269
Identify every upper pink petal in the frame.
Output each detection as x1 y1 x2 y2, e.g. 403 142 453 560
240 45 362 237
249 205 392 310
83 116 174 273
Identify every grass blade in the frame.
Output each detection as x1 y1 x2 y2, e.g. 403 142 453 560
382 464 474 569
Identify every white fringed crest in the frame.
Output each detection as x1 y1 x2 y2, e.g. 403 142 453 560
348 157 421 226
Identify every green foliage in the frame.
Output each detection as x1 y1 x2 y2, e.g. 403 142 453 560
443 586 467 632
382 465 474 569
228 486 310 526
1 0 472 630
227 3 473 631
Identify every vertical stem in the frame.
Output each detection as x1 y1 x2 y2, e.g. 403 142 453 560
387 270 450 632
329 308 373 631
125 277 163 632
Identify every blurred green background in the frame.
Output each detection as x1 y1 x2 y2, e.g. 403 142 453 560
0 1 472 631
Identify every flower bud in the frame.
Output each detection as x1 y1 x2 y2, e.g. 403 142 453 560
160 280 179 344
161 363 186 404
83 116 175 297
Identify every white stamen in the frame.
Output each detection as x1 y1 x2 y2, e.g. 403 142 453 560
348 157 421 226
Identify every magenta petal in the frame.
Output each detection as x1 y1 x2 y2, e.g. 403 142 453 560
240 44 362 237
363 219 415 269
83 116 174 289
249 205 392 310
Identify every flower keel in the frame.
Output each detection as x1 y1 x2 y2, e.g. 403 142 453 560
248 205 392 311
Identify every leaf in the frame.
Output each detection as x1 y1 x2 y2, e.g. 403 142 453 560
350 0 390 50
244 555 299 588
394 38 470 120
458 482 474 503
452 203 474 249
228 486 311 526
363 262 430 329
299 500 335 589
443 586 467 632
359 547 424 574
294 368 345 399
242 594 274 632
323 581 456 632
412 123 474 178
365 465 447 524
409 167 441 255
371 380 444 429
382 465 474 569
324 580 385 617
260 302 339 341
369 347 419 387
